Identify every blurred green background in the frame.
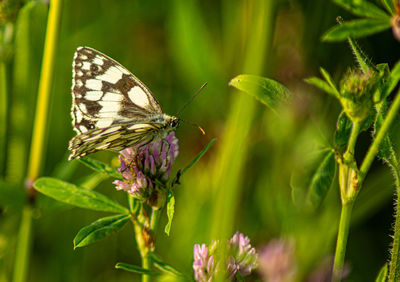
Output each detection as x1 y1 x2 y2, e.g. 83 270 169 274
1 0 400 281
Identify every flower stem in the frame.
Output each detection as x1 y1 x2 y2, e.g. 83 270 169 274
12 207 33 282
332 201 354 281
346 121 361 157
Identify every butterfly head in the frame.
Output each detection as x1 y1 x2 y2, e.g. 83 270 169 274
166 115 180 129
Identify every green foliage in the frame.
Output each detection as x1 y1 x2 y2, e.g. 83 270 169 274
164 190 175 236
322 19 391 42
0 180 26 209
115 262 159 276
78 157 122 180
33 177 129 213
73 214 131 249
333 0 390 20
150 253 185 277
306 150 336 209
375 263 388 282
229 74 290 112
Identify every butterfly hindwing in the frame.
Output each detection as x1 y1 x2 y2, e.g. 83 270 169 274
72 47 163 134
68 122 164 160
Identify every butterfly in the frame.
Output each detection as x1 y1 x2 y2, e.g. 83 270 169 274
68 47 179 161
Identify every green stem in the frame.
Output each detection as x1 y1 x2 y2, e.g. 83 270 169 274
346 121 361 157
12 207 33 282
332 201 354 281
359 89 400 186
0 61 8 176
26 0 63 184
389 180 400 281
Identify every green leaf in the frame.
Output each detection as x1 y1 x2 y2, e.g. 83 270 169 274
334 112 353 148
334 111 374 149
348 38 378 73
323 19 391 42
150 253 184 277
375 263 388 282
334 0 390 20
320 67 340 95
385 60 400 98
306 150 336 209
181 138 216 177
164 190 175 236
305 77 339 97
33 177 129 213
78 157 122 180
229 74 290 112
74 214 131 248
115 263 159 276
381 0 395 14
374 100 394 162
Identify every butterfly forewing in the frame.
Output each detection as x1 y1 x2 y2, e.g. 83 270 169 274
72 47 162 134
69 47 178 160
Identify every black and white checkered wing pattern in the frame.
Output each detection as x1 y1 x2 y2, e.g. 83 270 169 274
71 46 162 134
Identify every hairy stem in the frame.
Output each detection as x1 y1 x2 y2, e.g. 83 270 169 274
360 89 400 186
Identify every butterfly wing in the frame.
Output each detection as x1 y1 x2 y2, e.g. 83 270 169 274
68 122 163 160
71 46 163 134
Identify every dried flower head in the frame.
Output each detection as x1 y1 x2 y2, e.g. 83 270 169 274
113 132 179 207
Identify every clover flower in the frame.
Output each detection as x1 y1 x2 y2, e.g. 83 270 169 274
193 232 257 281
258 239 297 282
113 132 179 206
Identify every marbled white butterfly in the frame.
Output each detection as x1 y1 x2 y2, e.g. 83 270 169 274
68 47 179 160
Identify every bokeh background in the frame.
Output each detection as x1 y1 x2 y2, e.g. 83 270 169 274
1 0 400 281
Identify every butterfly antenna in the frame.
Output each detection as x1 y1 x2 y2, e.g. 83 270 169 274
180 118 206 135
175 82 208 117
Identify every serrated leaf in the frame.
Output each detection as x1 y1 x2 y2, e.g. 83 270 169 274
150 253 184 277
164 190 175 236
78 157 122 180
115 263 159 276
229 74 290 112
34 177 129 213
375 263 388 282
323 19 391 42
74 214 131 248
334 0 390 20
305 77 339 97
306 150 336 209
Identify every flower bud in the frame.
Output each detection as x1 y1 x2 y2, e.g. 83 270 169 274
339 68 378 122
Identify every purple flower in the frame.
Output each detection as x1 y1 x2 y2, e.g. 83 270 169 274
193 244 216 282
227 232 258 277
258 239 297 282
193 232 257 281
113 132 179 203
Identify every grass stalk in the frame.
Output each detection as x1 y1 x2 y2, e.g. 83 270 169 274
26 0 63 184
13 1 63 282
0 61 8 176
